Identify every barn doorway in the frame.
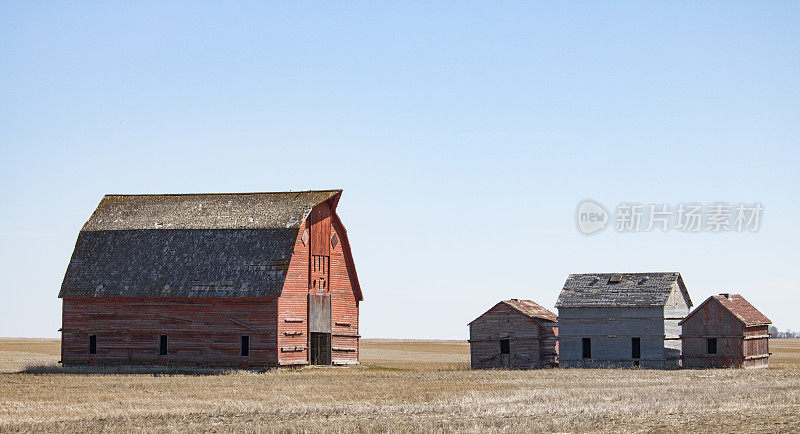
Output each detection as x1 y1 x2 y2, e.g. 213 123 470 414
310 332 332 365
308 294 332 365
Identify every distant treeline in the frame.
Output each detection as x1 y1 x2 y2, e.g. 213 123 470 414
769 326 800 338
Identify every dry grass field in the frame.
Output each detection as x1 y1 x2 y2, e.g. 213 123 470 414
1 338 800 432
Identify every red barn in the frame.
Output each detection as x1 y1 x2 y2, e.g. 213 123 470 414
58 190 362 368
468 299 558 369
680 294 770 369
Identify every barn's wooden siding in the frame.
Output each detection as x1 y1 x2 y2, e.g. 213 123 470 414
681 297 770 369
469 303 557 369
330 215 359 365
61 297 278 366
276 219 312 366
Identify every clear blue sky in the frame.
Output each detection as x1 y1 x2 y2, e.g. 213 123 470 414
1 2 798 338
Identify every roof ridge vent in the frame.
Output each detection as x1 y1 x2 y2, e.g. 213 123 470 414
608 274 623 284
638 276 649 284
719 293 731 299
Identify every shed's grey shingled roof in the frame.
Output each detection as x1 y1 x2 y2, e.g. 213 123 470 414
59 191 340 298
555 272 691 308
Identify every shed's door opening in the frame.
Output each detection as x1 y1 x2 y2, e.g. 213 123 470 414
88 335 97 355
499 338 511 368
310 332 331 365
500 339 510 355
631 337 641 359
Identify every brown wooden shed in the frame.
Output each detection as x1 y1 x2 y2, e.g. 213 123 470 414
468 299 558 369
680 294 771 368
59 190 362 368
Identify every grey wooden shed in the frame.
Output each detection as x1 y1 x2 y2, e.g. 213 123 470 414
468 299 558 369
555 272 692 369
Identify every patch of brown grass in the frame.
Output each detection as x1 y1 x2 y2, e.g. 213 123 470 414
0 338 60 356
0 339 799 432
770 338 800 369
360 339 469 371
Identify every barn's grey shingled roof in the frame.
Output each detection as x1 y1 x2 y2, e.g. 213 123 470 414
81 190 341 231
555 272 692 308
59 190 341 298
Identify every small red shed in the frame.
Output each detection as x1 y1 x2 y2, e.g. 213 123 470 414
468 299 558 369
59 190 362 368
680 294 771 368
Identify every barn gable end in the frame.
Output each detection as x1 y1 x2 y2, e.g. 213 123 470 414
275 196 362 366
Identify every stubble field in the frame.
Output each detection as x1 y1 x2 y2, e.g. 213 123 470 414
1 338 799 432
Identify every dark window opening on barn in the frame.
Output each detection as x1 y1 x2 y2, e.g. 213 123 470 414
631 337 641 359
88 335 97 355
707 338 717 355
582 338 592 359
500 339 510 355
240 336 250 357
159 335 168 356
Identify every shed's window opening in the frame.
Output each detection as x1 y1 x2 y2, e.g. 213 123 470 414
159 335 168 356
241 336 250 357
631 337 641 359
88 335 97 355
500 339 510 355
582 338 592 359
707 338 717 355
